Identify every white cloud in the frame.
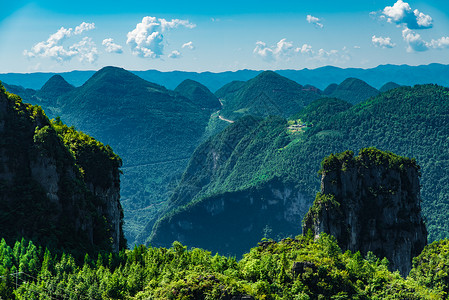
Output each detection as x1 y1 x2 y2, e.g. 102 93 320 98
253 38 294 62
168 50 181 58
182 41 195 50
382 0 432 29
306 15 324 29
372 35 396 48
23 22 96 63
430 37 449 49
102 38 123 53
126 16 195 58
402 28 429 52
254 39 350 64
70 37 98 63
74 22 95 35
296 44 313 55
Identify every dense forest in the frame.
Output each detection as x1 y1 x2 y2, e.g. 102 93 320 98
2 235 449 299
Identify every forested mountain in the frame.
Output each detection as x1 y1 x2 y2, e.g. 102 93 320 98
33 67 213 245
0 83 125 256
174 79 221 109
326 77 379 104
379 81 401 93
34 74 74 103
147 84 449 255
216 71 321 120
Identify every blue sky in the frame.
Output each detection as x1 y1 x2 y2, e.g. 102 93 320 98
1 0 449 73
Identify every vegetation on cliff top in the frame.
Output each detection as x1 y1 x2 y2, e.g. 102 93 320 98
319 147 419 175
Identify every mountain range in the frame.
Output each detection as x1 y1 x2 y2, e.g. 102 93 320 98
3 65 449 252
2 63 449 92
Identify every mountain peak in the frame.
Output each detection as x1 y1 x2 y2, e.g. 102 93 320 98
379 81 401 93
175 79 221 109
329 77 379 104
36 74 75 101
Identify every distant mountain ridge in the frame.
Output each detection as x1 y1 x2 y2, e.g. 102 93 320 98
2 63 449 92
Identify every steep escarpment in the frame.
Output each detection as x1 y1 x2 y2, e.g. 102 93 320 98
150 178 310 256
303 148 427 276
0 83 125 255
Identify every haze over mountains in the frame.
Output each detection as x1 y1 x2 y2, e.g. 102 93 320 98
2 63 449 92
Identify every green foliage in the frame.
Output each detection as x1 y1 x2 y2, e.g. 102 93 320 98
319 148 419 175
409 239 449 296
0 236 442 299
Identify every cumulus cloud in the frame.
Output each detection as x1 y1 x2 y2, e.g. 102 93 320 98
253 38 294 62
126 16 195 58
23 22 97 63
372 35 396 48
254 39 350 64
168 50 181 58
182 41 195 50
74 22 95 35
381 0 432 29
70 37 98 63
306 15 324 29
102 38 123 53
400 28 449 52
430 37 449 49
402 28 429 52
297 44 313 55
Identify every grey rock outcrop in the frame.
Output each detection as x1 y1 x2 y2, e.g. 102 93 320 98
302 148 427 276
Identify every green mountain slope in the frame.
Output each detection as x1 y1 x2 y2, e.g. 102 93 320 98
148 84 449 255
328 77 379 104
217 71 321 120
35 74 74 103
48 66 211 245
379 81 401 93
174 79 221 109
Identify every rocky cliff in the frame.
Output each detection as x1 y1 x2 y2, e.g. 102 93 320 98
0 83 125 254
302 148 427 276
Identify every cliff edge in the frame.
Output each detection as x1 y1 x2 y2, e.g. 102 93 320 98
0 82 125 255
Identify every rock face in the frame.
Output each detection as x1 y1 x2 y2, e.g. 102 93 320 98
0 84 125 254
303 148 427 276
